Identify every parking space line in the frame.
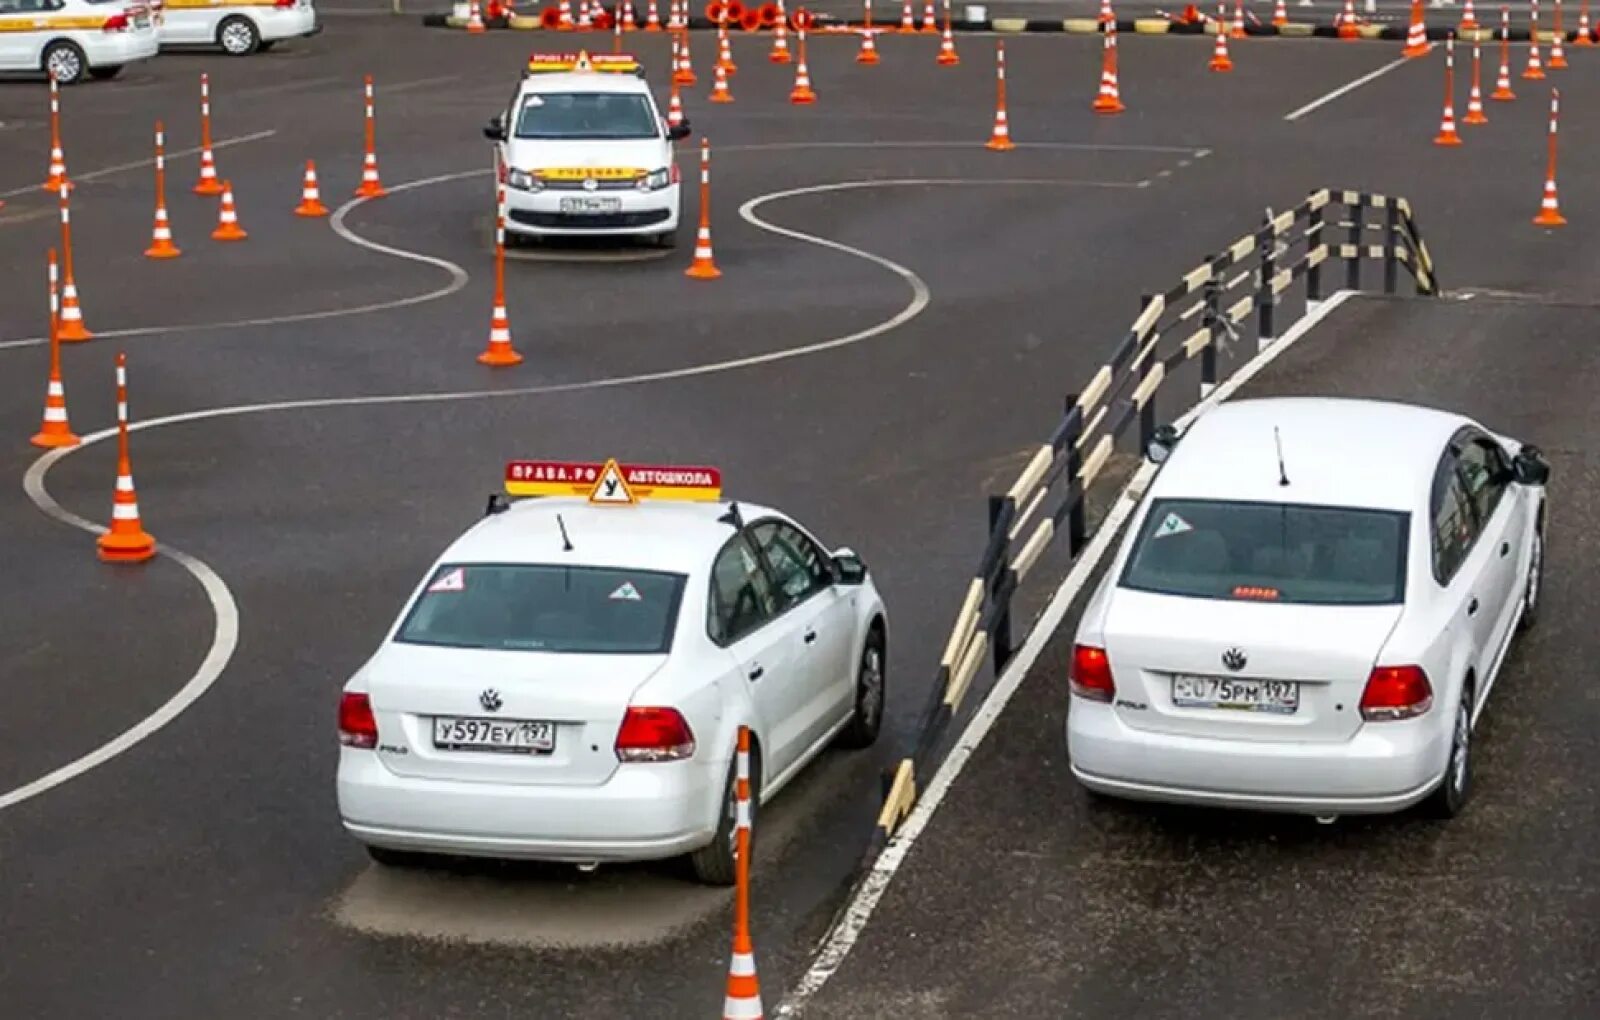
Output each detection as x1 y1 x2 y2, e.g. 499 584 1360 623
0 130 278 200
1284 56 1412 122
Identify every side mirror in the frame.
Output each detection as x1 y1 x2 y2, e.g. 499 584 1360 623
667 121 691 141
483 116 506 141
1512 445 1550 486
831 547 868 586
1146 424 1181 465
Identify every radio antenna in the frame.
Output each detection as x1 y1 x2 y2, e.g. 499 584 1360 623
1273 427 1290 487
556 513 574 551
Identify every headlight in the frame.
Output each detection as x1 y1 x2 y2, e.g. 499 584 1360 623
507 169 540 191
639 168 672 192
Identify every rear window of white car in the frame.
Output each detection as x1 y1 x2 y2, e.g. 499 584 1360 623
516 92 659 140
1119 499 1409 605
396 564 685 653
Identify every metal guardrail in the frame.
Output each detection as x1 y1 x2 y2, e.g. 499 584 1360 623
868 187 1437 848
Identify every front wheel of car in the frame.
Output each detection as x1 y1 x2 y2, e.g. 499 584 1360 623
1426 688 1474 819
88 64 122 81
835 627 886 750
218 16 261 55
1518 527 1543 631
688 745 760 886
42 42 87 85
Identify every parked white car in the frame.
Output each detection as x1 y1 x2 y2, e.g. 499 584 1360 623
1067 397 1549 821
156 0 317 55
0 0 158 83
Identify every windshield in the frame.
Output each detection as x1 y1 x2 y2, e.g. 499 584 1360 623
1119 498 1409 605
515 92 659 140
396 563 685 653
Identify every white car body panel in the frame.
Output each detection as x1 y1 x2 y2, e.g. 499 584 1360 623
0 0 158 76
156 0 316 48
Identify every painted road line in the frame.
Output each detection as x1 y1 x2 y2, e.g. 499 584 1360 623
1284 56 1412 122
0 130 277 200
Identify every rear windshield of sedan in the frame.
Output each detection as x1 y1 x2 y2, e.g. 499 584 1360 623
395 564 685 653
1119 499 1409 605
516 93 659 140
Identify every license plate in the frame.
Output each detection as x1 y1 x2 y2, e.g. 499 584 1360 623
1171 674 1300 714
432 717 556 754
559 196 622 214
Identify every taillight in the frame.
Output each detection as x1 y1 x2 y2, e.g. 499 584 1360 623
1069 644 1115 702
615 707 696 762
274 0 294 6
339 692 379 748
102 13 129 30
1359 665 1433 721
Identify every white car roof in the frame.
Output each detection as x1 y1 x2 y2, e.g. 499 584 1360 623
1151 397 1474 512
520 72 652 97
439 497 781 575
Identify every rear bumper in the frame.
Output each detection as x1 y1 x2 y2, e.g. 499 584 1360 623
89 29 160 65
1066 698 1450 815
255 8 317 41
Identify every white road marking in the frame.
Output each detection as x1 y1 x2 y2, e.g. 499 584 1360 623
772 291 1357 1018
384 74 466 95
0 130 277 200
1284 56 1413 122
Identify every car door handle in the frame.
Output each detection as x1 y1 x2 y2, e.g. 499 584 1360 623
748 665 764 681
1468 597 1480 616
803 629 818 645
1500 542 1510 557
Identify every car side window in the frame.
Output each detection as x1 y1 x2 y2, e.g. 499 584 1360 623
1457 435 1510 528
707 535 778 646
750 521 832 608
1430 453 1478 584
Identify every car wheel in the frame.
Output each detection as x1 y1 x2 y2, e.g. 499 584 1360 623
42 42 87 85
1426 686 1474 819
835 626 886 749
88 64 122 81
218 16 261 55
366 845 423 868
688 743 760 886
1518 526 1543 631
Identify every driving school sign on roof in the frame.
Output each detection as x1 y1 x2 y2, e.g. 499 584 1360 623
505 459 723 502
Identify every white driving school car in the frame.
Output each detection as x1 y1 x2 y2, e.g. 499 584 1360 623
337 458 888 884
482 51 689 248
156 0 318 56
0 0 158 83
1067 397 1550 821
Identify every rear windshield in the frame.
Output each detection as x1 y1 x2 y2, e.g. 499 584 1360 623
1119 499 1409 605
395 564 685 653
515 92 659 140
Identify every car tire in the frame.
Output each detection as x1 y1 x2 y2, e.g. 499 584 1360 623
42 41 87 85
1426 685 1474 819
1518 525 1543 632
218 16 261 55
688 744 760 886
366 845 423 868
835 626 886 750
88 65 123 81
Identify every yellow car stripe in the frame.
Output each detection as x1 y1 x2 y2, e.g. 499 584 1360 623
162 0 288 8
0 15 116 30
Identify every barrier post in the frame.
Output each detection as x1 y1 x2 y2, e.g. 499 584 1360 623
987 495 1014 674
1383 203 1400 294
1200 267 1221 397
1063 395 1087 554
1257 221 1277 350
1137 295 1159 444
1346 195 1364 291
1306 203 1324 302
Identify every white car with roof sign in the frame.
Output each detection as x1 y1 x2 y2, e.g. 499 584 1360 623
336 458 888 884
1066 397 1549 821
155 0 318 56
482 51 689 249
0 0 158 83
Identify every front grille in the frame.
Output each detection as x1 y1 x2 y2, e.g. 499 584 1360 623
511 209 671 229
537 179 642 191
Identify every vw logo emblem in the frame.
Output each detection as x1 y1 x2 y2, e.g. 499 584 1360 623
582 178 599 192
1221 647 1247 672
479 688 503 712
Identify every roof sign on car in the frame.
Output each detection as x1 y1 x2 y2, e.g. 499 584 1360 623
525 51 641 75
505 459 723 502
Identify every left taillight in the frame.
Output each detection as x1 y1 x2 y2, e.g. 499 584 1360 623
339 692 378 749
102 12 130 30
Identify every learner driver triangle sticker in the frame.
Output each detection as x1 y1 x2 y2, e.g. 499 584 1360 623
1153 512 1193 538
588 458 636 505
428 567 466 592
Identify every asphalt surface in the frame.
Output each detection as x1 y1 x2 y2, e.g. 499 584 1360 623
1 17 1596 1020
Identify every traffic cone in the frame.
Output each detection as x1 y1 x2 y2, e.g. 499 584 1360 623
710 62 734 101
1272 0 1287 27
717 20 737 74
143 122 181 260
921 0 937 31
578 0 593 28
1093 24 1125 113
559 0 573 26
1533 89 1565 226
55 181 91 343
937 0 959 64
789 29 816 103
1209 7 1234 71
1098 0 1113 22
646 0 661 28
770 1 791 62
31 249 80 450
1338 0 1360 39
987 41 1015 150
212 180 248 240
1492 6 1516 98
1434 36 1463 145
42 75 72 194
685 138 722 279
356 76 387 197
295 160 329 217
466 0 487 31
1576 0 1594 44
622 0 637 29
1402 0 1430 54
97 353 157 565
667 74 686 128
721 726 763 1020
899 0 915 30
1549 0 1568 66
193 73 225 195
478 189 524 366
676 25 698 85
1229 0 1245 37
1460 0 1479 30
1464 44 1489 123
858 0 880 63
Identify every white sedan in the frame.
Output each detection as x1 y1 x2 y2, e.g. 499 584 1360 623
337 459 888 884
156 0 318 56
1067 397 1549 821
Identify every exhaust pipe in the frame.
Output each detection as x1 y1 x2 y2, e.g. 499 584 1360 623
1314 815 1338 826
575 861 600 874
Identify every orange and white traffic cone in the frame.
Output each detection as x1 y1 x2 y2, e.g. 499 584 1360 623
858 0 880 63
1534 88 1565 226
558 0 573 26
1098 0 1114 22
1402 0 1430 54
937 0 959 64
97 353 157 565
356 76 387 198
921 0 937 31
42 75 72 194
622 0 637 29
717 19 737 74
145 122 181 259
56 181 91 343
987 40 1015 150
212 180 248 240
1549 0 1568 66
667 73 687 128
1577 0 1594 44
899 0 915 30
1338 0 1360 39
1460 0 1479 30
1229 0 1245 37
770 0 791 62
789 29 816 103
676 24 698 85
1464 43 1489 123
1524 0 1546 77
721 726 763 1020
577 0 593 28
614 10 625 53
31 249 80 450
1093 23 1125 113
1209 6 1234 71
685 138 722 279
710 61 735 101
466 0 487 31
1434 36 1463 145
478 188 524 366
1272 0 1287 27
1492 6 1516 98
296 160 329 216
194 73 225 196
646 0 661 29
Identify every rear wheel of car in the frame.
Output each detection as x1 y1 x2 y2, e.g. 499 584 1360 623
836 627 886 750
1426 685 1474 819
218 16 261 55
1518 526 1543 631
88 65 122 81
42 42 87 85
688 744 760 886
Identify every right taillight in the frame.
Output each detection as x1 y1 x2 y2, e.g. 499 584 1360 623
1359 665 1433 721
338 691 378 749
101 12 129 30
615 707 696 762
1069 644 1115 702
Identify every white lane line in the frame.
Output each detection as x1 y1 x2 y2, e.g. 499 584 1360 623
0 130 277 200
385 74 466 95
1284 56 1413 122
772 291 1358 1019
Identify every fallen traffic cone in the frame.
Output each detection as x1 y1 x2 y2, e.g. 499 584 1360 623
1272 0 1287 27
1533 88 1565 226
937 0 959 64
921 0 937 31
466 0 487 31
42 75 72 194
987 41 1015 150
97 353 158 565
1209 6 1234 71
710 61 735 101
212 180 248 240
1464 43 1489 123
789 29 816 103
296 160 329 216
145 122 181 259
1524 0 1546 77
55 181 91 343
1402 0 1430 54
769 1 791 62
1460 0 1479 30
1434 36 1464 145
193 73 225 195
478 189 524 366
1492 6 1516 98
1093 23 1126 113
858 0 880 63
685 138 722 279
356 76 387 198
721 726 763 1020
31 249 80 450
1549 0 1568 66
1338 0 1360 39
